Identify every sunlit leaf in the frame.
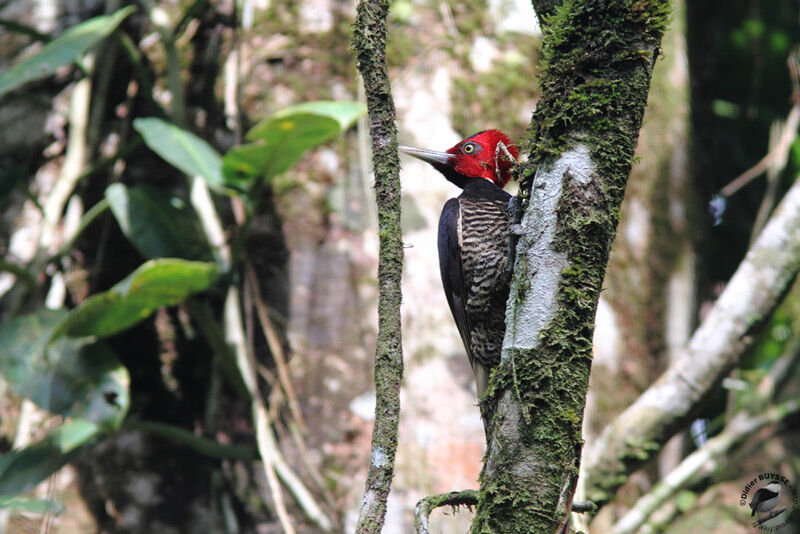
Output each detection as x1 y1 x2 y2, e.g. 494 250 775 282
105 184 212 261
55 259 218 338
221 100 365 186
0 6 135 97
0 420 100 498
0 310 129 427
260 100 366 131
133 118 224 187
0 496 64 515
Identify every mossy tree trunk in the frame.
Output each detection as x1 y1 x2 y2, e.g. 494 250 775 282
352 0 404 532
472 1 671 532
582 2 696 527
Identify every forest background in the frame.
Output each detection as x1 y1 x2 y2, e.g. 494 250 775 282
1 0 800 532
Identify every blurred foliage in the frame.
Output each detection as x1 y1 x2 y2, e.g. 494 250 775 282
0 7 134 97
702 1 800 281
0 1 363 517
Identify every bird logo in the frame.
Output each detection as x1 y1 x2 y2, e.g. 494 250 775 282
749 481 782 518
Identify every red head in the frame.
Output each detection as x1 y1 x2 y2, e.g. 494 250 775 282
400 129 519 189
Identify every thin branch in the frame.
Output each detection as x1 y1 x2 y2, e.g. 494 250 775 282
352 0 404 532
245 262 307 431
609 343 800 534
124 419 257 461
37 56 95 257
223 284 296 534
757 505 788 525
719 104 800 198
585 174 800 507
571 501 597 514
141 0 186 126
611 399 800 534
414 490 479 534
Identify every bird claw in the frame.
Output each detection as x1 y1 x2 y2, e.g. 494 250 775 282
510 224 531 235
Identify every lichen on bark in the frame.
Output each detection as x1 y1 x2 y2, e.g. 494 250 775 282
352 0 404 532
472 1 671 532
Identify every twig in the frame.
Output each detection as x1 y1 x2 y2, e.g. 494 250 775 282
0 260 38 289
719 104 799 198
124 419 256 461
571 500 597 514
192 174 296 532
610 399 800 534
353 0 404 532
53 198 110 259
756 505 787 525
141 0 186 126
223 289 296 534
750 116 793 244
245 262 307 431
414 490 478 534
37 56 95 256
190 179 333 532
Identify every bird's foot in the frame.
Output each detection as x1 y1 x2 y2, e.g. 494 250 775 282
510 224 531 235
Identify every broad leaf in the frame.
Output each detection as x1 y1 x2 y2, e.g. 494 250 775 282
0 7 134 97
222 100 365 186
133 118 224 187
56 259 218 338
105 184 212 261
0 420 100 498
0 496 64 514
0 310 129 427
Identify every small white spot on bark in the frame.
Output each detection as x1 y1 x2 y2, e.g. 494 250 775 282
371 447 388 468
360 489 377 514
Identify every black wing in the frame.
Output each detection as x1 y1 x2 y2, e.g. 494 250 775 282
438 198 473 367
750 487 779 516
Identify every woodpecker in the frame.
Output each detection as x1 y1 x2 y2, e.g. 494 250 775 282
400 130 519 409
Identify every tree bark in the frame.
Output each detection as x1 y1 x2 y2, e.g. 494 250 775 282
472 1 670 531
352 0 404 532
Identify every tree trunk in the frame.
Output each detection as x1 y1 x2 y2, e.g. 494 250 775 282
472 1 671 532
582 0 697 527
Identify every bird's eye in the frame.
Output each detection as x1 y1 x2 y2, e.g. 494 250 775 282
462 142 478 154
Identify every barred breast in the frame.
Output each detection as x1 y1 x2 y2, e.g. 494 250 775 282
458 197 512 371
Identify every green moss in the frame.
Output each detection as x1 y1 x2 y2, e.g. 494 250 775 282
473 0 671 531
525 0 671 189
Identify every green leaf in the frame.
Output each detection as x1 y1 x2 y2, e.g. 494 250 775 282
125 419 256 461
133 118 224 187
0 310 129 427
258 100 366 131
0 6 134 97
221 100 365 186
0 496 65 515
56 259 218 338
0 420 100 498
105 184 212 261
